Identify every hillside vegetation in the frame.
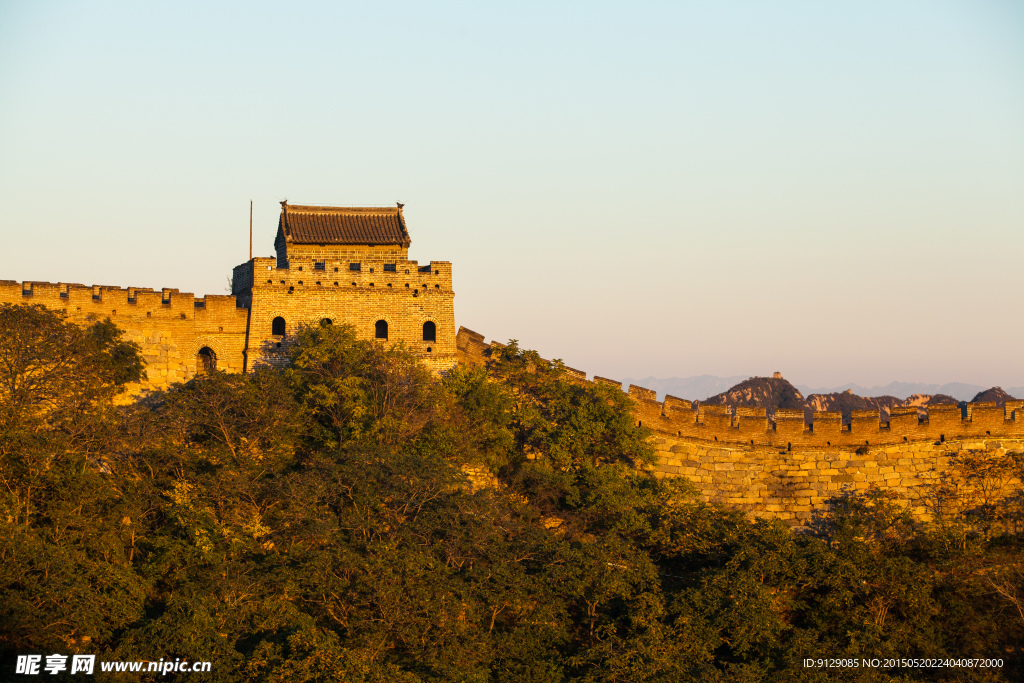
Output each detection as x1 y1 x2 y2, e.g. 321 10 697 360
1 303 1022 682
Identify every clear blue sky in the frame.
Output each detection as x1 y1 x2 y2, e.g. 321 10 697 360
1 1 1022 388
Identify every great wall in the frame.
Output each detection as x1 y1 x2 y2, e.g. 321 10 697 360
4 203 1021 528
457 328 1024 528
0 203 457 397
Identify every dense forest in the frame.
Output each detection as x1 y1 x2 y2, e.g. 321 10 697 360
1 302 1022 682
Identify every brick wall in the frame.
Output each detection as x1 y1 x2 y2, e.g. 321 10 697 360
0 243 457 397
0 280 248 398
238 250 456 374
456 327 1024 527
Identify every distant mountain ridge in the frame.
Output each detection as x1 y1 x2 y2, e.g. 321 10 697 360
794 381 1024 403
621 376 1024 403
700 376 1018 423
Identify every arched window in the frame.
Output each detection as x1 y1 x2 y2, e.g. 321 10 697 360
272 316 285 336
320 318 333 327
196 347 216 375
375 320 388 340
422 321 436 342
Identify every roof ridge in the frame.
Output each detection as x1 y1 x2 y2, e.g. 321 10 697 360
286 204 401 212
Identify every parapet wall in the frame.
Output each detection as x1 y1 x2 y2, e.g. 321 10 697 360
455 327 1024 448
238 254 457 374
0 279 249 396
455 327 1024 526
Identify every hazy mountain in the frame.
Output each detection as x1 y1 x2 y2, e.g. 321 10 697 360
805 390 905 418
687 376 1015 424
970 387 1018 406
621 376 1024 404
702 377 806 416
619 375 748 402
794 381 996 402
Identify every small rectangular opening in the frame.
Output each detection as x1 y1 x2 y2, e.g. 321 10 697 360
383 263 397 272
418 265 431 273
349 263 361 271
314 262 326 271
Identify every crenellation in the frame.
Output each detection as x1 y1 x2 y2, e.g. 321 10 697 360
663 395 692 412
4 202 458 394
452 328 1024 526
628 384 656 402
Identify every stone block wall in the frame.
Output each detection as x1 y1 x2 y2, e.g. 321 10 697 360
455 327 1024 526
0 280 249 398
237 252 457 374
648 436 1024 527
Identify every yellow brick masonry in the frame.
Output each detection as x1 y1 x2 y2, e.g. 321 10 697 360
647 436 1024 527
455 328 1024 528
1 254 457 396
233 254 456 374
0 209 458 398
0 280 248 398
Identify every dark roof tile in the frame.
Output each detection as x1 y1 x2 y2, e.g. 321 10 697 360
279 204 410 247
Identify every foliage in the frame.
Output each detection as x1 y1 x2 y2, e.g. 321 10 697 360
0 306 1021 681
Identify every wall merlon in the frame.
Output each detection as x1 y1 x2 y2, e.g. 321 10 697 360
736 406 767 417
450 328 1024 450
663 396 693 412
564 366 587 383
849 409 881 434
628 385 657 402
1008 400 1024 420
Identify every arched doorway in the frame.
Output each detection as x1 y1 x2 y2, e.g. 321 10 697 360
196 347 217 375
375 320 388 340
271 316 286 336
422 321 436 342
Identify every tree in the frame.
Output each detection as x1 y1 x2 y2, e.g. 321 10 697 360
0 303 144 441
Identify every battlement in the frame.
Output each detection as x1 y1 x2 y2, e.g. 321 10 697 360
233 257 453 296
1 278 251 397
454 327 1024 529
1 279 247 322
455 327 1024 449
3 200 457 392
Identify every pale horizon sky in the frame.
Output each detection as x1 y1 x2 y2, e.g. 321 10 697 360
1 1 1022 389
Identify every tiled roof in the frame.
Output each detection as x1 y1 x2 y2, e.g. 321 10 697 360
279 203 410 247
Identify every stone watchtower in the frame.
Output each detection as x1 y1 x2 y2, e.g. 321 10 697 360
231 202 456 373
